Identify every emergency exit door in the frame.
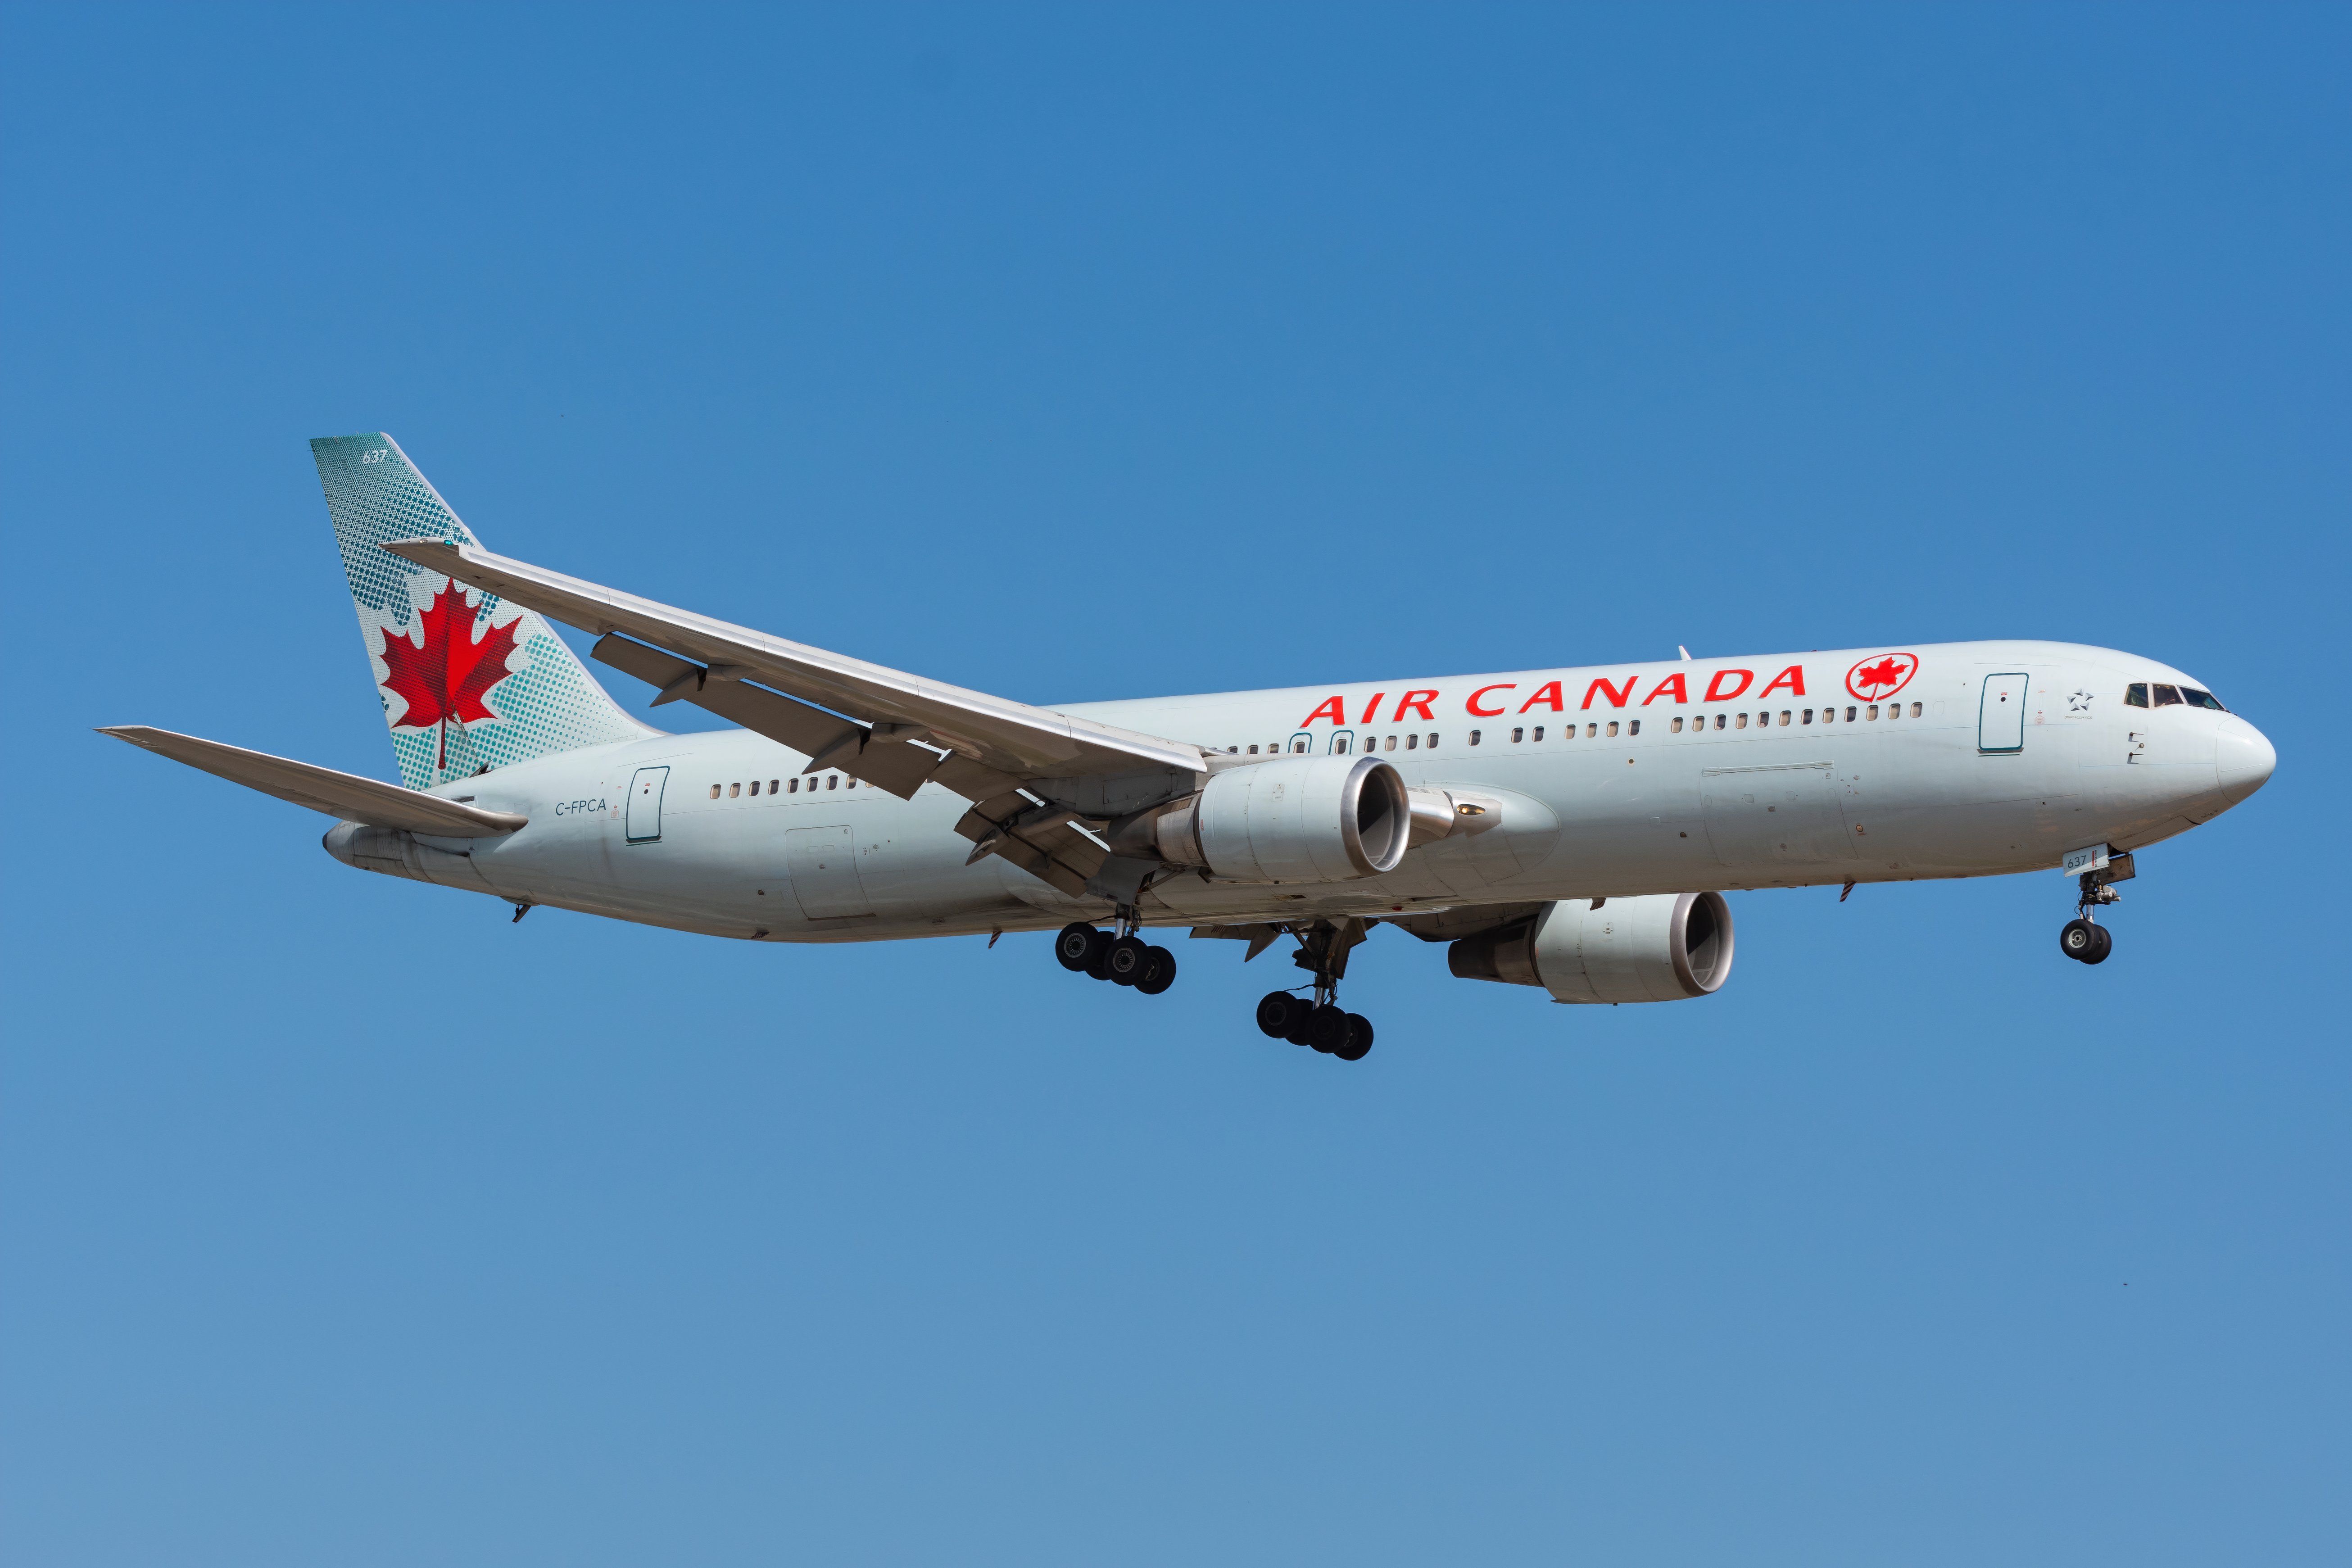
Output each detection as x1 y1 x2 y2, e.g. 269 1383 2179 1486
625 766 669 843
1979 674 2029 753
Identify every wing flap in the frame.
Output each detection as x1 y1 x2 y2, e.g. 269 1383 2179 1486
100 726 527 837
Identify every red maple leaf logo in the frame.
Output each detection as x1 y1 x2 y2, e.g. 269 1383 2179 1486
1846 652 1918 702
377 580 521 766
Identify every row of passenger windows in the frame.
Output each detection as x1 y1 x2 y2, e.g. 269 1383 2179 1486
1226 702 1933 757
711 775 854 799
2126 682 2226 711
1454 702 1926 748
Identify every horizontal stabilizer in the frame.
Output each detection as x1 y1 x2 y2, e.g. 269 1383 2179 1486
98 726 528 837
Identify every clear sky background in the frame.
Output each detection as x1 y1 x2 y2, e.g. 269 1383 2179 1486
4 5 2347 1564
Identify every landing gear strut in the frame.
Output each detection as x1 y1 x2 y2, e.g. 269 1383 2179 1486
1254 919 1375 1061
1054 910 1178 996
2058 853 2134 965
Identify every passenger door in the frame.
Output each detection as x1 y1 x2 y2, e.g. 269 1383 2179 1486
624 766 668 843
785 824 873 919
1979 673 2029 753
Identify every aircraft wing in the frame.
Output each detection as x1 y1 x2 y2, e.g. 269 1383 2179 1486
382 538 1210 897
99 726 529 837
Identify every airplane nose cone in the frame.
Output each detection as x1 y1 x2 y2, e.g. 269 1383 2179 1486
2215 719 2276 806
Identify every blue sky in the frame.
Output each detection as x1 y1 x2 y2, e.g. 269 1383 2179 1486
3 5 2347 1564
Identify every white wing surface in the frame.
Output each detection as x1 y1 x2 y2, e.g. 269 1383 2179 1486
381 538 1210 896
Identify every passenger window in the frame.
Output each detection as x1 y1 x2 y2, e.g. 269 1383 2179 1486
1607 721 1620 737
1511 728 1524 743
1528 728 1541 743
1384 735 1396 751
1778 711 1790 726
1246 745 1259 755
1671 716 1684 732
789 778 799 793
709 784 720 799
770 779 780 793
847 778 857 788
1802 708 1814 725
2183 688 2226 711
1468 730 1482 745
1735 713 1748 729
1908 703 1921 718
827 775 838 790
729 783 740 797
2125 683 2149 708
1406 733 1420 749
749 780 761 795
1333 734 1351 754
1586 722 1598 738
1867 705 1879 720
2153 684 2184 707
1844 706 1856 722
1627 719 1639 736
1427 733 1439 748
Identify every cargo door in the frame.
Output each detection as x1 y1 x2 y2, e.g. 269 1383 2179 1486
785 824 873 919
624 766 668 843
1703 762 1848 870
1979 673 2029 753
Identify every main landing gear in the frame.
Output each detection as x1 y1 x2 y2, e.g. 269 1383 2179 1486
1255 919 1375 1063
2058 853 2135 965
1055 915 1177 995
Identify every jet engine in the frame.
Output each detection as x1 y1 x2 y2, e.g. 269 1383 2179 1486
1151 754 1410 883
1447 891 1733 1003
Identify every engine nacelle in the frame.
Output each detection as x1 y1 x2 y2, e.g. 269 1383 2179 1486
1448 892 1733 1003
1153 754 1410 883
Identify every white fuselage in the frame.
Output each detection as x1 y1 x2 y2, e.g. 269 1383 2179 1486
349 640 2273 942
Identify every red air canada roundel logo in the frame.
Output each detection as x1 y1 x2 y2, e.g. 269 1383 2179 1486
1846 651 1918 702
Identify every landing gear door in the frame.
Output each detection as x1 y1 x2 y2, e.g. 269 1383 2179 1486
625 765 669 843
1979 674 2029 754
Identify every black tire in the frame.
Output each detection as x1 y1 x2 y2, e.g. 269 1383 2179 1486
1105 934 1150 986
2082 924 2113 965
1054 922 1100 972
1256 992 1301 1038
1085 933 1116 980
1134 945 1177 995
2059 919 2097 962
1334 1013 1374 1062
1306 1004 1350 1054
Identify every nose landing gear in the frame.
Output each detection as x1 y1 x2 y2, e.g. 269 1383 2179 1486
2059 853 2134 965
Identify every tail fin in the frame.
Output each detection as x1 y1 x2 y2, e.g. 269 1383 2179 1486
312 433 657 789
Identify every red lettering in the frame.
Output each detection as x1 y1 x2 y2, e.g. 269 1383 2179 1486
1581 675 1636 710
1518 680 1564 714
1360 692 1387 725
1466 684 1515 718
1641 672 1688 706
1395 690 1438 721
1301 694 1348 726
1758 664 1806 698
1703 668 1753 702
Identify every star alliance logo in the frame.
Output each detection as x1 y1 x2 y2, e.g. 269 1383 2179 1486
2066 690 2094 714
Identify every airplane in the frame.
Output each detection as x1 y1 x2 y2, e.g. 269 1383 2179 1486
104 434 2276 1062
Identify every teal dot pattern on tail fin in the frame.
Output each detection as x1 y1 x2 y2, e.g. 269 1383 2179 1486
312 433 657 791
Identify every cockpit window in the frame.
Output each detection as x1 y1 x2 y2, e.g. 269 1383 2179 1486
2124 683 2148 708
2181 687 2227 711
2153 684 2184 706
